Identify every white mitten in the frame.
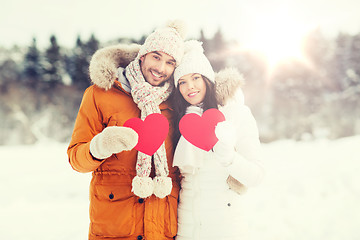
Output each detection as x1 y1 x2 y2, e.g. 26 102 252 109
213 121 237 166
90 126 138 159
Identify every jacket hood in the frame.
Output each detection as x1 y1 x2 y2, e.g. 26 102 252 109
215 67 245 106
89 43 140 90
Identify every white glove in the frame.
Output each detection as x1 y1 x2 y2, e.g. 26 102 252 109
213 141 235 166
213 121 237 166
90 126 138 159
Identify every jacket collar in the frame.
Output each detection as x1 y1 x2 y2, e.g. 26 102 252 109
117 67 131 93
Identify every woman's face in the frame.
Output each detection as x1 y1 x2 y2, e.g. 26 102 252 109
178 73 207 105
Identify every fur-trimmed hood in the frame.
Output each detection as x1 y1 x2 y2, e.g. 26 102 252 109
215 68 245 106
89 43 140 90
88 44 245 102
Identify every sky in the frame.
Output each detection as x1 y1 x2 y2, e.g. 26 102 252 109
1 0 360 50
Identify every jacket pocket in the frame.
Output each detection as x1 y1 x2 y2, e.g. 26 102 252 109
164 186 180 237
90 183 136 237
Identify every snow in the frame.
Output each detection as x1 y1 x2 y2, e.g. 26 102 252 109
0 142 91 239
244 136 360 240
1 136 359 240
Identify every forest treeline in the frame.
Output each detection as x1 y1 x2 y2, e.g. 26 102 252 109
0 28 359 145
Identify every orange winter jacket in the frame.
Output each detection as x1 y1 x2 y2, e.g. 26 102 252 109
67 80 180 240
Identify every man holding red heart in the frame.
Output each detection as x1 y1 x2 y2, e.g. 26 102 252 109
67 20 186 240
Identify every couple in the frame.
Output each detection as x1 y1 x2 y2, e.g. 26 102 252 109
67 20 264 240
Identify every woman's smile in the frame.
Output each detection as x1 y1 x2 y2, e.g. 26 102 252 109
188 91 200 97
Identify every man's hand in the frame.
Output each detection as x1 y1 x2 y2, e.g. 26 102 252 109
90 126 138 160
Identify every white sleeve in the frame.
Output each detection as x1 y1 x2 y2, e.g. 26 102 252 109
173 136 206 174
224 106 265 187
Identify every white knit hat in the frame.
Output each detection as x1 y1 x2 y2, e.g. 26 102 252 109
138 20 187 66
174 40 215 87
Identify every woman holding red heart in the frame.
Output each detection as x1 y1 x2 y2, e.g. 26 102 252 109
172 40 265 240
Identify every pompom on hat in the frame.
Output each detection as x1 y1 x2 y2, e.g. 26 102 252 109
138 20 187 66
174 40 215 87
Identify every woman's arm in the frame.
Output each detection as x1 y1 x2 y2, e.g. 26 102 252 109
214 105 265 187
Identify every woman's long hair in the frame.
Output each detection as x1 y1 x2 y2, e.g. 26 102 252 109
171 75 218 146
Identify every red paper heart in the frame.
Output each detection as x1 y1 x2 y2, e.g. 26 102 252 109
124 113 169 156
179 108 226 151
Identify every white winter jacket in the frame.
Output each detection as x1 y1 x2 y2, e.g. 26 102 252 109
173 68 264 240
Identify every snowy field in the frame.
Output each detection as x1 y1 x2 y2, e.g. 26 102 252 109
1 136 359 240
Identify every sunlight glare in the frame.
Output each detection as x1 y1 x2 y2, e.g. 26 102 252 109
242 10 313 69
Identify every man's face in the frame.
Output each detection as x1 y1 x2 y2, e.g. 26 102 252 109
140 51 176 86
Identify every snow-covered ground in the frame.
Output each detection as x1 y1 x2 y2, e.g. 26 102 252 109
1 136 359 240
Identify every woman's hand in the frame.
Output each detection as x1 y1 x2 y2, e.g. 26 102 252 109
213 121 237 166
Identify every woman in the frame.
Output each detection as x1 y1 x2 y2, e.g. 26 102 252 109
172 40 265 240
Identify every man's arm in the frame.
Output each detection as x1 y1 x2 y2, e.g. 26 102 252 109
67 87 105 173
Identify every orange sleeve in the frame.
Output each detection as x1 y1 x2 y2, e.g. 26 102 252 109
67 86 105 173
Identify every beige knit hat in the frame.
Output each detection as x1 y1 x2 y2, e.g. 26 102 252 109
138 20 187 66
174 40 215 87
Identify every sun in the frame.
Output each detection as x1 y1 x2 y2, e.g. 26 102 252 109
241 10 312 70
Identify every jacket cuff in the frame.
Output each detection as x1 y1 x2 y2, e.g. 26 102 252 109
225 153 264 187
85 142 106 166
72 142 105 172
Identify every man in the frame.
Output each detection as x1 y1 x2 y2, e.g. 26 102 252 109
67 21 186 240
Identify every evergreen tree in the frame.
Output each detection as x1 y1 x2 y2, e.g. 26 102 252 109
137 35 147 45
199 29 210 54
341 33 360 136
69 36 87 90
23 38 42 88
331 33 352 91
303 29 329 67
302 29 333 90
0 59 20 93
68 34 99 91
348 33 360 88
327 32 360 137
212 28 226 52
84 34 99 62
207 28 226 71
269 60 324 140
43 35 64 89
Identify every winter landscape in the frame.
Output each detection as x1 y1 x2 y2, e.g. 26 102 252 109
1 135 359 240
1 1 360 239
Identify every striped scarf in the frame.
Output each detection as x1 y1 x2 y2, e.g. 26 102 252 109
125 57 173 198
